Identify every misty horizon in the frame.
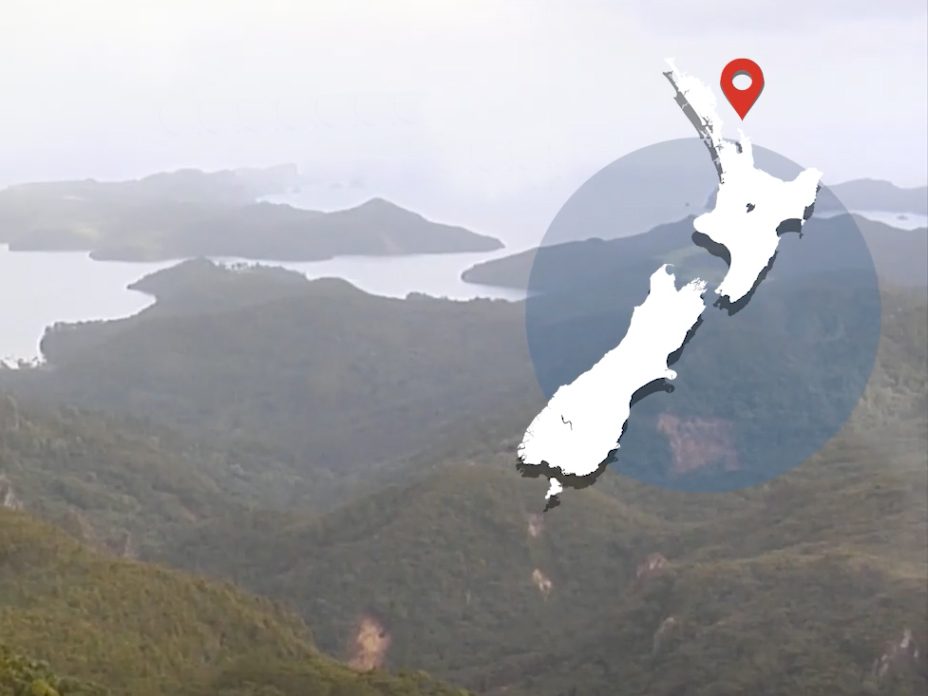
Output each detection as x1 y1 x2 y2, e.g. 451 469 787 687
2 0 926 250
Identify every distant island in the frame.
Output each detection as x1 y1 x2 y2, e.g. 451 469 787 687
816 179 928 215
462 214 928 291
0 165 503 261
707 178 928 215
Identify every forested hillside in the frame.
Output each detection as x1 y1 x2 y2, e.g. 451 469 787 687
3 4 925 694
0 507 474 696
0 240 924 695
145 284 927 695
1 261 542 486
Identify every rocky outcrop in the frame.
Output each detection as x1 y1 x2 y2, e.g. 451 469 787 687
0 394 21 432
0 475 23 510
636 552 670 581
651 616 679 657
874 628 927 682
527 513 544 538
531 568 554 598
348 615 391 672
656 414 739 475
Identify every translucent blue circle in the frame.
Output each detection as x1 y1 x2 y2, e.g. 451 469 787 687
525 137 881 492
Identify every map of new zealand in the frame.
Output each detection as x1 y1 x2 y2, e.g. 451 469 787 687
518 61 824 502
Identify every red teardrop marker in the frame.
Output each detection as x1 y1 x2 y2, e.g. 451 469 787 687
720 58 765 120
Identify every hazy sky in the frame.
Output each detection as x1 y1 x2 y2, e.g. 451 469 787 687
1 0 925 243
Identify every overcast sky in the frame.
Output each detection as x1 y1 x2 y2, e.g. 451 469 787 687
1 0 925 243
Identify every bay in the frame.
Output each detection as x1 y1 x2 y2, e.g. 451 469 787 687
0 207 919 364
0 245 526 364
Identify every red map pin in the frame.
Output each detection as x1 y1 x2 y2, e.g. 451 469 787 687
720 58 765 120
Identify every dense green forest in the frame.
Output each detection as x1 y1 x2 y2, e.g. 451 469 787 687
161 286 925 693
151 385 928 694
1 260 542 494
4 253 923 501
0 644 109 695
0 248 924 693
0 507 475 696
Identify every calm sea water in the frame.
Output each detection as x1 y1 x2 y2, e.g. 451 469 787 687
0 209 923 364
818 209 928 230
0 245 526 363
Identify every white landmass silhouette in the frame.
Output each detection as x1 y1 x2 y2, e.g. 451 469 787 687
665 59 823 303
518 61 823 502
519 267 707 500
